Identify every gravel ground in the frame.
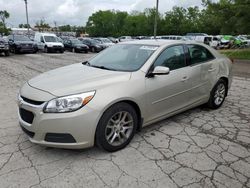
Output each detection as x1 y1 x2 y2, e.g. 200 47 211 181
0 52 250 188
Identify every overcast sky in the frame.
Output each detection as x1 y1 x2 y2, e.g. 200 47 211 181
0 0 205 27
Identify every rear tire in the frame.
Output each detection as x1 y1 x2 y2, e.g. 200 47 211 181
207 79 227 109
95 103 138 152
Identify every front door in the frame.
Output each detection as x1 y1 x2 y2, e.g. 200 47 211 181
145 45 192 123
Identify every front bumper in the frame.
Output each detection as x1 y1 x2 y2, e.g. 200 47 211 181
17 91 100 149
48 46 64 52
76 47 89 52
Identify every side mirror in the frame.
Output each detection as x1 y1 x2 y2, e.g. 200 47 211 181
152 66 170 75
147 66 170 77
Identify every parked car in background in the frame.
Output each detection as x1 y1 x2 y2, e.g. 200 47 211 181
63 38 89 53
194 36 220 49
7 35 38 54
34 33 64 53
238 36 250 46
118 36 133 42
18 40 232 152
159 35 182 40
108 37 118 43
78 38 104 52
0 36 10 56
94 38 114 48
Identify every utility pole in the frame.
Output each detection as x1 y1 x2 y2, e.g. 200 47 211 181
24 0 30 36
153 0 159 39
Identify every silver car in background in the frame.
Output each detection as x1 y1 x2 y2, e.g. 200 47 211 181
18 40 232 152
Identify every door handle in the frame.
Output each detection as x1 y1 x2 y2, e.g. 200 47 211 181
181 76 188 82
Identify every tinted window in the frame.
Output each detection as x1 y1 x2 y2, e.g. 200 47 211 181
154 45 186 71
187 45 214 65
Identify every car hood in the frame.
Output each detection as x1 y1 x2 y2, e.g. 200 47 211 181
75 44 88 48
28 63 131 96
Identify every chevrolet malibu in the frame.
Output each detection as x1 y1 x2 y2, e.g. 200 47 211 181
18 40 232 152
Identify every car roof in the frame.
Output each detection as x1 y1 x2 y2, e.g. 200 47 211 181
121 39 184 46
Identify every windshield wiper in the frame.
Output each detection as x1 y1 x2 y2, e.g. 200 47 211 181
91 65 117 71
82 61 116 71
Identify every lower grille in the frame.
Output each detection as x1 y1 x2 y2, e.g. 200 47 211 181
45 133 76 143
20 125 35 138
19 108 34 124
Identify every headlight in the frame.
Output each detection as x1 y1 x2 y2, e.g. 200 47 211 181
44 91 95 113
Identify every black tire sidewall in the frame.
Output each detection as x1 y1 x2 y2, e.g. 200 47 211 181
95 103 138 152
208 79 227 109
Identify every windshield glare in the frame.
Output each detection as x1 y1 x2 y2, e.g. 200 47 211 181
89 44 158 71
44 36 57 42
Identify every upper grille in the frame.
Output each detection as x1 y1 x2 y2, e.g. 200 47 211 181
21 96 44 106
19 108 34 124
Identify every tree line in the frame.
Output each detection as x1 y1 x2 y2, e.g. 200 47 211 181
86 0 250 37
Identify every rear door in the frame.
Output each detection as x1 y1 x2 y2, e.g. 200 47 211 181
185 44 218 102
145 45 193 123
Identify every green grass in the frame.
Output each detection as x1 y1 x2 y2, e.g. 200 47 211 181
219 48 250 60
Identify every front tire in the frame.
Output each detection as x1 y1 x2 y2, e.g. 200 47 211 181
95 103 138 152
207 79 227 109
44 46 49 53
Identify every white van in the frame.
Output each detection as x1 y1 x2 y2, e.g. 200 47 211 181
194 36 219 48
34 33 64 53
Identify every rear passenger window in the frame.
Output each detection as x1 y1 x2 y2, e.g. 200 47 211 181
187 45 214 65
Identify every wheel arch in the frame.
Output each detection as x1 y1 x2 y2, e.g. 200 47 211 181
95 98 143 134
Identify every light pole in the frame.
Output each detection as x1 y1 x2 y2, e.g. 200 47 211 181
24 0 30 36
153 0 159 39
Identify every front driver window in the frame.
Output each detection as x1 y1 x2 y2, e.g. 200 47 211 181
154 45 186 71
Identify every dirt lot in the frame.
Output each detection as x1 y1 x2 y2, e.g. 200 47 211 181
0 52 250 188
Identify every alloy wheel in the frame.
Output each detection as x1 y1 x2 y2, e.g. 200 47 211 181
214 83 226 106
105 111 134 146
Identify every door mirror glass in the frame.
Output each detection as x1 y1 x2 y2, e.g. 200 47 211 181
152 66 170 75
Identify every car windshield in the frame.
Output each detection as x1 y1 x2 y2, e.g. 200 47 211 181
101 38 112 43
13 35 31 41
88 44 158 71
93 39 101 44
71 39 81 44
44 36 57 42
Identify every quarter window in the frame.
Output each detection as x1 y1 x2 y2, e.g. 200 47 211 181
187 45 214 65
154 45 186 71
